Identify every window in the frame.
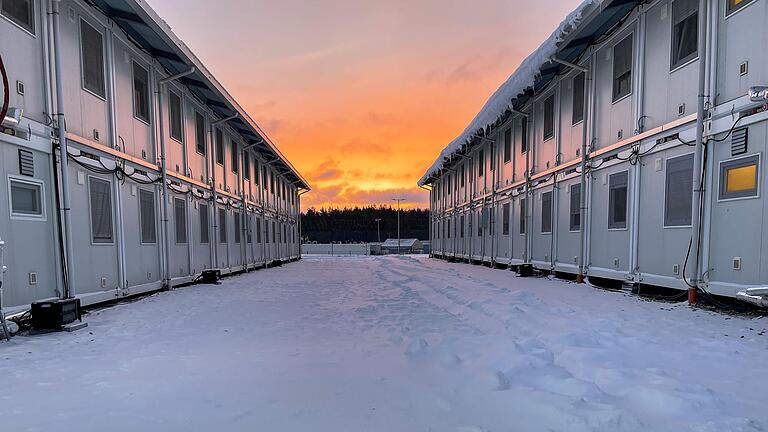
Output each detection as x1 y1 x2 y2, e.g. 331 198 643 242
9 177 44 219
664 154 694 226
460 215 465 238
266 219 270 243
488 209 494 236
132 62 150 123
570 184 581 231
1 0 35 34
477 211 483 236
671 0 698 69
89 177 113 243
195 112 206 155
256 218 262 243
254 160 260 185
612 34 633 102
608 171 628 229
139 189 156 244
572 72 585 124
490 145 496 172
247 217 253 244
231 142 239 174
727 0 755 15
272 221 276 244
478 150 485 177
243 152 250 180
502 203 510 235
521 118 528 153
460 165 465 187
503 128 512 163
168 90 183 142
447 219 451 239
543 95 555 141
199 203 210 244
719 154 759 200
541 191 553 233
219 208 227 243
519 198 527 234
80 19 105 98
263 167 268 190
234 212 241 244
270 172 275 193
215 129 224 166
174 198 187 244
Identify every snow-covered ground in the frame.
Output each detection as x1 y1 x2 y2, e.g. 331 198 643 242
2 256 767 431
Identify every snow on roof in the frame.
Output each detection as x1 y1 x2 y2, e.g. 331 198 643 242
382 239 420 247
418 0 601 186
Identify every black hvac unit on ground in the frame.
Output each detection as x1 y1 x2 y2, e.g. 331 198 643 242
518 264 534 278
31 298 81 330
201 270 221 284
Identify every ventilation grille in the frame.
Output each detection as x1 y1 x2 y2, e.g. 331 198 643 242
18 149 34 176
731 128 748 156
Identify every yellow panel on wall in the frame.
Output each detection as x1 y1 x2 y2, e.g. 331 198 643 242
726 164 757 193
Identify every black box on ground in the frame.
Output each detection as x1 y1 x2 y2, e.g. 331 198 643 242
518 264 534 278
201 270 221 284
31 298 81 330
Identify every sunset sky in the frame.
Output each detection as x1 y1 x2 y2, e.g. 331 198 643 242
148 0 582 209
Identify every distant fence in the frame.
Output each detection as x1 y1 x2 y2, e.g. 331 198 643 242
302 243 372 256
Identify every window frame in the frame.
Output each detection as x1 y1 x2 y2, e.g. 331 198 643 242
569 183 581 232
611 33 634 104
478 149 485 177
195 111 207 156
718 153 761 202
670 0 699 71
132 61 151 124
572 72 585 125
543 94 555 142
79 18 106 100
138 188 157 244
87 176 114 245
502 202 510 236
1 0 36 36
726 0 756 17
168 88 184 143
8 175 46 221
231 141 239 174
541 191 553 234
199 202 210 244
608 170 629 230
174 197 188 244
234 211 241 244
663 153 695 228
503 128 512 164
520 117 529 154
219 208 228 243
215 129 225 167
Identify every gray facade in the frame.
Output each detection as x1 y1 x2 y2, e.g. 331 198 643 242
1 0 308 311
422 0 768 299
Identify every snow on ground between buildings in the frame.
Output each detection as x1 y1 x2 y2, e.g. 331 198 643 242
1 255 767 432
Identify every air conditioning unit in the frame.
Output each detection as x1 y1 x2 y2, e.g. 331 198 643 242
31 298 82 330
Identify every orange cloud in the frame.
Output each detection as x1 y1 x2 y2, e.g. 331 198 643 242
149 0 585 210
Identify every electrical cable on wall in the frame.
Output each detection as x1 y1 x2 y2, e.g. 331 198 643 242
0 54 9 124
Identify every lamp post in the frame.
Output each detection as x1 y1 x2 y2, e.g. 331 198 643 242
374 218 382 243
392 199 405 254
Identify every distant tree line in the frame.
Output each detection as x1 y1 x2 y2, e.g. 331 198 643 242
301 206 429 243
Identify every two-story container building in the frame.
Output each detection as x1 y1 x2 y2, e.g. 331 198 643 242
0 0 309 312
420 0 768 301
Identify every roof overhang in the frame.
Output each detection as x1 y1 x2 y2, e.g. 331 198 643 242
418 0 640 187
